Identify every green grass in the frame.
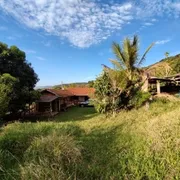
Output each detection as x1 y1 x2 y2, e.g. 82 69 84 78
0 100 180 179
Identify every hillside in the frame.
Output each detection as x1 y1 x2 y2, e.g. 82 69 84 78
0 99 180 179
147 54 180 77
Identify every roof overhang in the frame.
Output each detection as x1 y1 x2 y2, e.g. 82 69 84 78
37 96 59 103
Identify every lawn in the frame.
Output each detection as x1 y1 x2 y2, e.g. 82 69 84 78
0 100 180 179
54 106 97 122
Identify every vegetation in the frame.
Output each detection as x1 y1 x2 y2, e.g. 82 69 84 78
93 36 154 114
52 82 94 89
0 101 179 179
0 42 39 116
0 36 179 180
147 54 180 77
0 74 17 117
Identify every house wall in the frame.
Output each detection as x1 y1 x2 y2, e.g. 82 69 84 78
73 96 89 103
38 102 50 112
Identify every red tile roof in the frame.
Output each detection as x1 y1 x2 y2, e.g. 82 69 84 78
43 87 95 97
46 89 73 97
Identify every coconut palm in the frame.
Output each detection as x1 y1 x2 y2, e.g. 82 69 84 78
111 35 154 82
165 52 170 58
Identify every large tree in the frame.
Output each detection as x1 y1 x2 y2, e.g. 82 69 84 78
0 42 39 113
111 35 154 82
94 36 153 114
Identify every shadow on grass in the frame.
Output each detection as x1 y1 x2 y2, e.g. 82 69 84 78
22 106 98 123
54 106 98 122
76 124 128 180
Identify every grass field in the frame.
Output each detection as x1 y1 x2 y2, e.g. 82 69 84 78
0 100 180 179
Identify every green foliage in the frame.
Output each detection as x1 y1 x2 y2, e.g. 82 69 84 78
165 51 169 58
94 36 154 114
130 91 151 108
147 54 180 77
0 103 180 179
0 74 17 117
53 82 89 89
111 35 154 81
21 133 81 180
93 71 121 114
0 42 39 113
88 80 94 88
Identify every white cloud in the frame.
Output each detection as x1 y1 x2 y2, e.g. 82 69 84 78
0 0 133 48
171 2 180 11
155 39 171 45
135 0 180 18
36 56 46 61
0 0 180 48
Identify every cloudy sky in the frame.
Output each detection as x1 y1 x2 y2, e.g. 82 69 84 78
0 0 180 86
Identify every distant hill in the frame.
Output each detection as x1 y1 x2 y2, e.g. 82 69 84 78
146 54 180 77
53 82 89 89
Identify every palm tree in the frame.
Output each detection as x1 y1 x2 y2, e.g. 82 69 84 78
165 52 169 58
111 35 154 82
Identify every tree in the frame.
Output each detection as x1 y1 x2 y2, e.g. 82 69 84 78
0 74 17 117
88 81 94 88
165 52 169 58
0 42 39 113
94 36 154 114
111 35 154 82
93 71 114 114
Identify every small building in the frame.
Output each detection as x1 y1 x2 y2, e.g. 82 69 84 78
142 73 180 94
36 87 95 115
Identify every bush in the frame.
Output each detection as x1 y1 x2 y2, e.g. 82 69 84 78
20 133 82 180
130 91 151 108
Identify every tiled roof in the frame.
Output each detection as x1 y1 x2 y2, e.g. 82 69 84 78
67 87 95 96
46 89 73 97
42 87 95 98
37 95 58 102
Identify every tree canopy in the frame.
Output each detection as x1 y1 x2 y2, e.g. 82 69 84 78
0 42 39 113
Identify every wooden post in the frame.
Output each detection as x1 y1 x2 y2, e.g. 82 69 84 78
141 73 149 92
157 80 161 94
50 102 52 112
59 99 61 111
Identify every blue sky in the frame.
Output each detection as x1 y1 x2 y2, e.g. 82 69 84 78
0 0 180 86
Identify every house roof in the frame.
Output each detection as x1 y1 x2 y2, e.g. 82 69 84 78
37 95 58 103
67 87 95 96
148 73 180 84
41 87 95 99
47 89 73 97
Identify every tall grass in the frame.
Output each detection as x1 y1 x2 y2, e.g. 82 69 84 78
0 100 179 179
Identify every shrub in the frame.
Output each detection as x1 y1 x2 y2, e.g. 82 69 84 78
20 133 82 180
130 91 151 108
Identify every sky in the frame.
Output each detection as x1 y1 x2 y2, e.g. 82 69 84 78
0 0 180 87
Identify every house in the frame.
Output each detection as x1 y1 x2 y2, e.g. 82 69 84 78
36 87 95 115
